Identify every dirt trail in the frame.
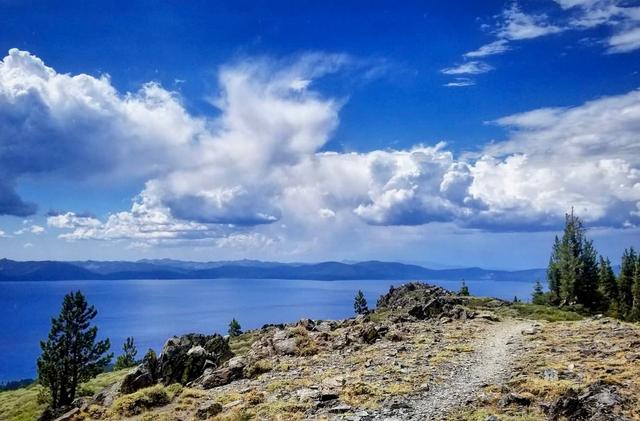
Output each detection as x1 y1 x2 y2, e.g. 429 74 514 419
368 320 533 420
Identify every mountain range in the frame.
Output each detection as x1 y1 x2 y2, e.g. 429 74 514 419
0 258 546 283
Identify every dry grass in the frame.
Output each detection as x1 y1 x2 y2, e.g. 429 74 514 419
466 318 640 420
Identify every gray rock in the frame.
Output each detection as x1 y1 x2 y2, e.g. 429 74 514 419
541 367 559 381
158 333 233 385
547 380 628 421
120 364 155 394
191 356 246 389
273 337 297 355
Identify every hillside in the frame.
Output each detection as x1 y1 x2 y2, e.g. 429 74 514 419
0 259 546 282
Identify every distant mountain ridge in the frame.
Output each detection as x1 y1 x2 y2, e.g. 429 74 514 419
0 258 546 282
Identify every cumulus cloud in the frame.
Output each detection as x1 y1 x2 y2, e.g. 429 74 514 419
0 48 208 217
0 49 636 251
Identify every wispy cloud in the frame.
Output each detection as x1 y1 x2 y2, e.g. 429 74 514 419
445 0 640 87
444 78 476 87
497 3 563 41
464 40 511 58
441 61 493 75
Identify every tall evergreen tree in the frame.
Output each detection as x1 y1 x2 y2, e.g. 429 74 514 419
618 247 637 319
576 239 600 310
631 259 640 322
597 256 618 316
557 210 584 305
114 337 138 370
37 291 112 408
354 290 369 315
547 235 562 305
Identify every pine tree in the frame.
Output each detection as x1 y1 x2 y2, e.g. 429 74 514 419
114 337 138 370
547 235 562 305
531 280 546 305
228 319 242 337
557 210 584 305
37 291 112 408
354 290 368 315
576 239 600 310
597 256 618 316
513 296 520 303
631 259 640 322
458 280 470 297
618 248 637 320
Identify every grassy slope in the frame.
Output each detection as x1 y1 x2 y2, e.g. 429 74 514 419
0 369 129 421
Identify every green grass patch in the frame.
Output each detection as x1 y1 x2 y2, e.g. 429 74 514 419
500 303 583 322
0 369 129 421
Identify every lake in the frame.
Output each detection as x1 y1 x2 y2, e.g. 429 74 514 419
0 278 536 382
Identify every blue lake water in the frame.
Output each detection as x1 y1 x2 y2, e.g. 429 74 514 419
0 278 536 382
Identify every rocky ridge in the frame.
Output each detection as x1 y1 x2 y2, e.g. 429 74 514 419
39 282 640 421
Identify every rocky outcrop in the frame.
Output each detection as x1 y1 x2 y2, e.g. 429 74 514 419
377 282 475 320
159 333 233 385
120 333 233 394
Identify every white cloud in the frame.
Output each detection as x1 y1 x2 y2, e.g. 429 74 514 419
446 0 640 86
30 225 45 234
0 229 8 238
441 61 493 75
13 224 45 235
464 40 511 58
0 48 635 251
23 242 33 248
554 0 640 52
608 26 640 53
497 3 564 41
444 78 475 87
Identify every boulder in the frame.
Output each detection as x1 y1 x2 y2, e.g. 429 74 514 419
358 323 388 344
158 333 233 385
120 364 155 394
191 356 247 389
273 337 297 356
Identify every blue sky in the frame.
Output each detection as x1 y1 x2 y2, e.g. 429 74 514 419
0 0 639 268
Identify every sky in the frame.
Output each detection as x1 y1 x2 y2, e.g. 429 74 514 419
0 0 639 269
